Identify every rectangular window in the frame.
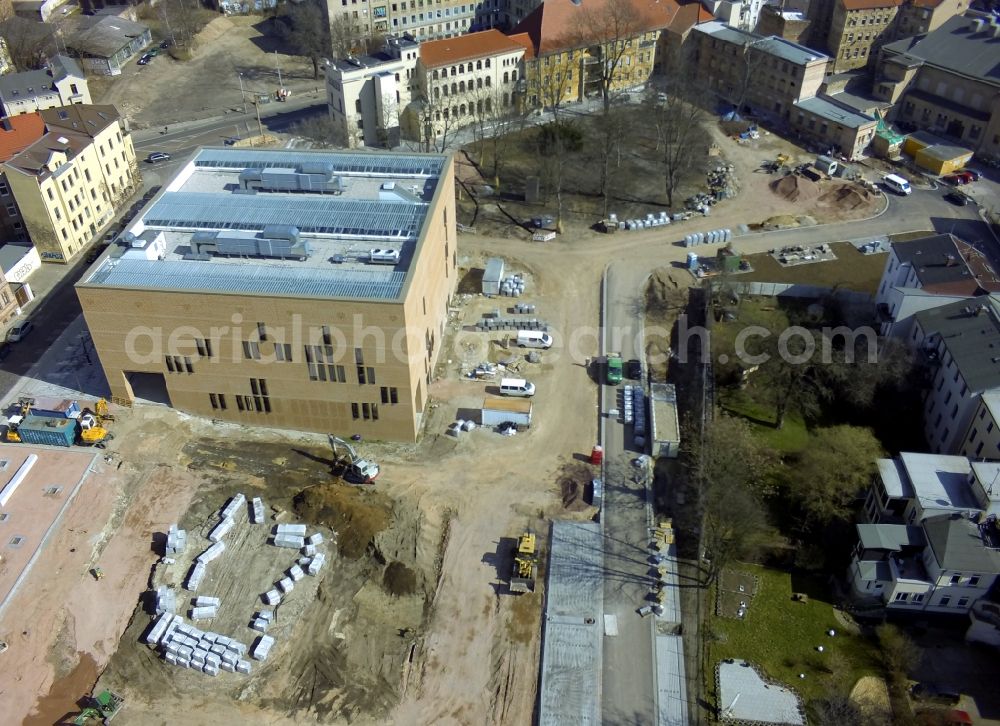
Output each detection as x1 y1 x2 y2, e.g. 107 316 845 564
242 341 261 360
351 402 360 419
166 356 175 372
257 322 267 341
381 387 389 404
275 343 292 361
912 593 925 603
362 403 371 419
970 575 981 587
958 597 969 608
355 348 364 365
358 366 366 384
366 367 376 385
322 325 332 345
184 357 193 373
950 573 961 584
939 596 951 606
894 592 909 602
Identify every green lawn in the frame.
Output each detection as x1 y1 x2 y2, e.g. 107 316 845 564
719 388 809 453
706 563 882 712
736 241 887 295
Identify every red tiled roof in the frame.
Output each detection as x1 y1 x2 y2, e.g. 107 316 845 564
841 0 903 11
0 113 45 164
420 29 526 68
508 32 536 61
512 0 712 57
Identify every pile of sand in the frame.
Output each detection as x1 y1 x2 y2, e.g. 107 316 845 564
818 184 872 210
770 174 820 203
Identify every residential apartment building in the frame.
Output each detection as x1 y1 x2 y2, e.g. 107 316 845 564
326 35 420 148
0 56 90 117
76 147 457 442
876 12 1000 159
852 452 1000 612
875 234 1000 338
894 0 969 38
693 22 879 158
0 112 44 245
910 296 1000 455
327 0 503 44
512 0 708 108
2 104 137 263
827 0 901 73
755 5 811 44
409 29 527 139
848 513 1000 613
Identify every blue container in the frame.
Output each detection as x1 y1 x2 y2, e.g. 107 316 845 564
17 415 77 447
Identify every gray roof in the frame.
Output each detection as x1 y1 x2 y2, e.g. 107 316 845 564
795 95 875 129
194 147 444 177
923 513 1000 572
67 16 149 58
0 243 32 272
0 55 81 102
857 523 927 551
881 13 1000 86
856 560 892 582
892 234 975 288
86 257 406 300
694 21 828 66
915 296 1000 392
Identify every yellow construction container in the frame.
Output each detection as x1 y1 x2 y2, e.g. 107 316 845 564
915 144 973 175
902 129 940 157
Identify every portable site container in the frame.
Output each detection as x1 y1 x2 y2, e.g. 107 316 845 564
16 415 77 447
482 257 505 296
481 397 532 427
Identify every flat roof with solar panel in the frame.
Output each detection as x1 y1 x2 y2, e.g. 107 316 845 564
79 147 448 301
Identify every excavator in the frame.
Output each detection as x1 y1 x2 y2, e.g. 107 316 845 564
327 435 380 484
72 690 124 725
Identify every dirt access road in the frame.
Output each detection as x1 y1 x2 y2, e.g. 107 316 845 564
93 16 321 130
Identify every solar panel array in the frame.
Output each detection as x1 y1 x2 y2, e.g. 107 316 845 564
88 258 407 300
194 148 445 177
144 193 424 240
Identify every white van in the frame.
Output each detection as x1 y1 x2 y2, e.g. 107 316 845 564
516 330 552 349
882 174 912 195
499 378 535 397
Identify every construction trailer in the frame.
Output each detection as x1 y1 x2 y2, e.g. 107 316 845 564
481 397 532 427
482 257 505 296
649 383 681 458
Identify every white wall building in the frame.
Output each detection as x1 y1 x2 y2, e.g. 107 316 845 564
0 56 91 118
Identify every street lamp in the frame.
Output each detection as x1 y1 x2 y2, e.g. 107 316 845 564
238 72 247 114
275 50 282 90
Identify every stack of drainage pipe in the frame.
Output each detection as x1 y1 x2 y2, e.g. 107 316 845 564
251 497 265 524
144 612 252 676
165 524 187 555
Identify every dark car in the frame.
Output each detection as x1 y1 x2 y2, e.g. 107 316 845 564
911 683 961 705
944 190 973 206
160 39 172 49
85 244 107 264
626 359 642 380
941 173 969 186
961 169 981 182
137 55 151 66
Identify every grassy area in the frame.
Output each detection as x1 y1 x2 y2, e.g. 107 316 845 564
705 563 881 713
736 241 887 295
719 388 809 453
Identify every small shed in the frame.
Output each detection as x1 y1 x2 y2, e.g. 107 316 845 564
815 155 838 176
915 143 973 175
482 257 504 296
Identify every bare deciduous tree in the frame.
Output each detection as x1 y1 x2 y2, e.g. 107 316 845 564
652 57 709 208
280 0 331 80
468 86 526 189
329 14 366 59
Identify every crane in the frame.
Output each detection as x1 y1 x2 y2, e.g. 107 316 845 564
327 435 380 484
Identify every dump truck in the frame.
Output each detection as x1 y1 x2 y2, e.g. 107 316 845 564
510 531 538 594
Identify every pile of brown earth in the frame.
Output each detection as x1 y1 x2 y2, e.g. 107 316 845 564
293 482 393 558
818 184 872 210
557 461 594 512
770 173 820 203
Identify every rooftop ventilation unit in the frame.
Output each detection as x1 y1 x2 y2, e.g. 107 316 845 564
239 164 346 195
368 248 400 265
191 229 311 261
970 17 985 32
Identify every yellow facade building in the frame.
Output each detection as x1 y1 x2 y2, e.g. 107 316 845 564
2 104 137 263
76 148 456 442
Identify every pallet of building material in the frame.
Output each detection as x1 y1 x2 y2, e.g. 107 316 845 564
197 541 226 564
262 589 282 606
307 553 326 576
185 561 207 591
301 543 318 556
165 523 187 555
287 564 305 582
275 523 307 536
257 610 274 623
220 493 246 520
190 605 218 620
236 660 252 675
273 534 305 549
251 497 265 524
277 577 294 594
304 532 324 547
208 517 235 543
251 635 275 661
193 595 221 608
250 617 270 633
155 586 177 615
144 612 176 645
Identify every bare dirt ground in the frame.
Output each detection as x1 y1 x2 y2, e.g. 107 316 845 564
91 16 321 130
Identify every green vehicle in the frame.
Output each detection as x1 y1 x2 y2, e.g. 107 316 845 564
606 355 623 385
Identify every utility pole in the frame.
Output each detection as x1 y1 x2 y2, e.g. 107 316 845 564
239 72 247 114
275 50 282 89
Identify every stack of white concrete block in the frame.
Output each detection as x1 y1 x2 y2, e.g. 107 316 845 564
301 532 326 556
272 523 306 549
250 497 265 524
165 524 187 555
145 612 252 676
190 595 220 620
155 586 177 614
250 610 273 633
306 553 326 577
208 517 235 543
262 588 282 606
251 634 275 661
185 561 207 591
219 493 246 521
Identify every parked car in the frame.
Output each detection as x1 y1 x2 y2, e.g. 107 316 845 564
944 190 973 206
137 54 151 65
160 39 172 49
961 169 981 182
146 48 159 57
910 683 961 705
146 152 170 164
85 245 107 264
626 359 642 380
943 171 974 185
7 320 34 342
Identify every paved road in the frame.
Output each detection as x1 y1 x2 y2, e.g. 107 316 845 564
601 264 659 725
